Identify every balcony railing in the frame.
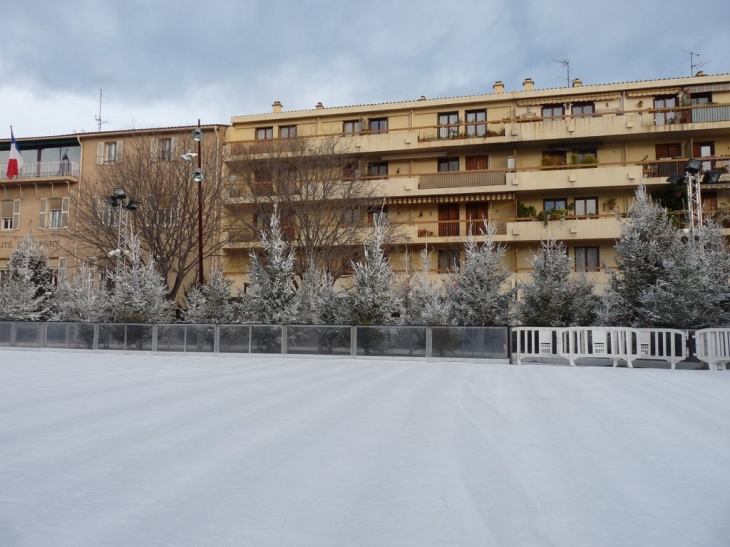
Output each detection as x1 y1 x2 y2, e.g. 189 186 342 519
0 160 80 181
419 169 506 190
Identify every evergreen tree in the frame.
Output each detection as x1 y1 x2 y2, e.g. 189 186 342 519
107 236 174 323
447 221 513 326
51 263 110 322
401 248 449 325
0 235 52 320
639 220 730 328
344 212 401 325
598 186 680 326
247 206 299 324
517 238 598 326
183 270 239 324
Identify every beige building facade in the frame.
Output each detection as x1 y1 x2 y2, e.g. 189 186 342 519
221 73 730 292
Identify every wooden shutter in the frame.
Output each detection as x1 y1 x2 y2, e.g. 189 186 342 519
466 155 488 170
150 138 159 162
12 200 21 230
61 197 70 227
39 198 47 228
116 141 123 163
96 142 104 165
171 137 178 159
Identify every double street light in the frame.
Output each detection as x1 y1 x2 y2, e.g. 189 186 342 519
182 121 205 286
667 158 722 234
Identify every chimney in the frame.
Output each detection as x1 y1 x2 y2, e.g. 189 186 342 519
572 78 582 88
493 81 504 94
523 78 534 91
315 102 324 110
695 70 707 77
418 95 427 101
272 101 283 113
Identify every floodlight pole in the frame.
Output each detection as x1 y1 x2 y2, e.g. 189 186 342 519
196 120 204 286
686 171 702 233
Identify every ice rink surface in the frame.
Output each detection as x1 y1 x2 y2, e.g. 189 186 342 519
1 350 729 547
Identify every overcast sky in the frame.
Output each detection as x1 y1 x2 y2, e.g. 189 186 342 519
2 0 728 138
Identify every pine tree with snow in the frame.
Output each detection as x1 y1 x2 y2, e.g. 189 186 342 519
51 263 110 322
246 206 299 324
639 220 730 328
598 186 679 326
343 211 401 326
447 221 513 326
401 248 449 325
107 236 174 323
517 237 598 326
0 234 52 320
183 270 239 324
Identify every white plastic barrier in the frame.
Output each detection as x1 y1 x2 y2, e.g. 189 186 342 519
513 327 688 368
694 329 730 370
512 328 562 365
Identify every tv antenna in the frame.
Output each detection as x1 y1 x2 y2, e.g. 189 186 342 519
682 50 706 76
553 58 570 86
94 88 108 132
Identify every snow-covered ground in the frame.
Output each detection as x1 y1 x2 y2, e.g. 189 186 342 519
1 351 728 547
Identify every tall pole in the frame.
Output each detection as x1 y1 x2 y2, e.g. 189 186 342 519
197 119 204 286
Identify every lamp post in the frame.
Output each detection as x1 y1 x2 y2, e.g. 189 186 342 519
187 120 205 286
107 187 140 278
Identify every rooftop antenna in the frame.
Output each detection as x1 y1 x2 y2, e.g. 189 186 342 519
94 88 108 132
682 50 706 76
553 58 570 86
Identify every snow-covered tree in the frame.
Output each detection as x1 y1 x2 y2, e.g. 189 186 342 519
51 263 110 322
107 236 174 323
517 238 598 326
401 248 449 325
598 186 680 326
639 220 730 328
183 270 239 324
246 206 299 324
0 235 52 320
447 221 513 326
343 212 401 325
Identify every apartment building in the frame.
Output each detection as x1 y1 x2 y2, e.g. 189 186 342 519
0 134 81 284
222 73 730 292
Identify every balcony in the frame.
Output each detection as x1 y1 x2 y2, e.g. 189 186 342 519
419 169 506 190
505 214 621 241
0 160 80 182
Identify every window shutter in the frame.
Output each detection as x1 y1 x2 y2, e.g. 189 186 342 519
96 143 104 165
58 257 67 283
61 197 70 227
116 141 123 163
39 198 47 229
150 138 159 162
171 137 178 159
12 199 21 230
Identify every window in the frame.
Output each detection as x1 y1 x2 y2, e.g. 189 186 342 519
570 149 598 164
465 110 486 137
438 203 460 237
151 137 177 162
438 112 459 139
155 196 178 227
438 250 460 273
571 102 595 118
279 125 297 138
438 158 459 172
575 247 599 272
256 127 273 140
544 198 568 211
2 200 20 230
573 198 598 217
341 207 360 225
654 95 678 125
40 198 70 229
542 104 565 120
96 141 123 164
368 162 388 177
343 120 361 134
99 199 117 227
690 92 712 106
50 257 67 286
369 118 388 134
253 211 271 230
693 142 715 171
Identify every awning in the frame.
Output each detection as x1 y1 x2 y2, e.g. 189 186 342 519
381 152 447 161
626 87 681 97
516 92 620 107
386 193 514 205
689 83 730 93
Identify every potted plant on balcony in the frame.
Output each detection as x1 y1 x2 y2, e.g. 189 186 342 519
606 198 617 211
537 203 574 226
517 202 537 220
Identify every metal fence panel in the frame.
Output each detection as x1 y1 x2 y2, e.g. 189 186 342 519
251 326 282 354
287 326 351 355
219 325 250 353
355 326 427 357
185 325 215 353
157 325 186 352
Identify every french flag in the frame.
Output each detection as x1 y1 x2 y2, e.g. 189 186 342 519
7 128 24 180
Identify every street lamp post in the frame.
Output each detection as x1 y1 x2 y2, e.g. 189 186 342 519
190 121 205 286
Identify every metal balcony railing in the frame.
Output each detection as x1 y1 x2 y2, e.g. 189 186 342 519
0 160 80 180
419 170 507 189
